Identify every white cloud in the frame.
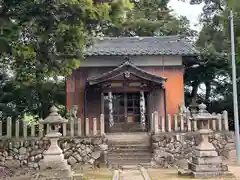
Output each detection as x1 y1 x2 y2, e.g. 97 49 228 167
168 0 204 31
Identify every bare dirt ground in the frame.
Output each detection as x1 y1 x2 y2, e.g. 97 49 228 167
73 168 113 180
147 166 240 180
119 169 144 180
2 166 240 180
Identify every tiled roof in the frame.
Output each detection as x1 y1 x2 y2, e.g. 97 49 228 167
84 36 199 56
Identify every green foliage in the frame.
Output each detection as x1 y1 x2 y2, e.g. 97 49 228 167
182 0 230 108
0 0 131 118
105 0 196 36
183 0 240 124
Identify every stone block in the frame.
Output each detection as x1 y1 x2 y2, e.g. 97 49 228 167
193 149 218 157
191 171 234 178
188 163 224 172
99 144 108 151
67 156 77 166
192 156 222 165
92 151 101 160
5 159 20 168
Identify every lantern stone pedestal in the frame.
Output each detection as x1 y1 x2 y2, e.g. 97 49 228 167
38 106 73 180
188 128 230 178
179 103 233 178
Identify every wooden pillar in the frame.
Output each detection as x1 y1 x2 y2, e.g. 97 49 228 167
70 118 74 137
7 117 12 138
151 113 154 132
93 118 97 136
223 110 229 131
154 111 159 134
161 116 165 132
187 118 191 131
85 118 89 136
77 118 82 136
140 91 146 130
212 113 217 131
217 113 222 131
108 92 114 127
31 123 35 137
180 114 184 131
167 114 171 132
100 114 105 135
174 114 178 131
39 122 44 137
15 120 20 139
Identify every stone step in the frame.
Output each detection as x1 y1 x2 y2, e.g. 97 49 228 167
106 133 150 143
109 144 150 149
108 151 152 157
109 142 150 147
108 156 151 161
108 140 151 146
108 159 151 166
109 148 150 153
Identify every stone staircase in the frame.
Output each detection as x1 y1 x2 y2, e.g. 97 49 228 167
106 133 152 168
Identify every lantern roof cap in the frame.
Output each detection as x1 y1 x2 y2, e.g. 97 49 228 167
39 106 68 124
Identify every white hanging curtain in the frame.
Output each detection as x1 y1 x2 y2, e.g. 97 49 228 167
108 92 114 127
140 91 146 130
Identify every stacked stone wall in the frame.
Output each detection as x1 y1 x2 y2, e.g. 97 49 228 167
151 131 235 168
0 136 108 171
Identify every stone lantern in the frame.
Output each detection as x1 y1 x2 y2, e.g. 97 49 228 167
183 103 232 178
192 103 218 153
38 106 72 179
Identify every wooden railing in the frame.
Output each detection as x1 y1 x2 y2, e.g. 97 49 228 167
150 111 229 134
0 114 105 139
0 110 230 138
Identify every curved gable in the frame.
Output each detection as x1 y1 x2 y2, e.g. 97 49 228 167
87 60 167 85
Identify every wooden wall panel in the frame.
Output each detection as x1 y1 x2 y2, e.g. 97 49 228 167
86 87 101 132
66 67 113 134
142 66 184 115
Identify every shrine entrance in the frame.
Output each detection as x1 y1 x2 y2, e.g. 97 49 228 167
104 92 148 132
87 60 167 133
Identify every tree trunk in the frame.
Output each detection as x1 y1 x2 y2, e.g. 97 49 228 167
205 81 211 103
190 81 199 104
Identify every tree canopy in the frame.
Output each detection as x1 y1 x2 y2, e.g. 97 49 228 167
1 0 240 125
0 0 133 118
105 0 196 36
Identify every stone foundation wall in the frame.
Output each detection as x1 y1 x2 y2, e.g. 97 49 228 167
151 131 235 168
0 136 108 170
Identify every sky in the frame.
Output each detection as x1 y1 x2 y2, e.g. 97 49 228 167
168 0 204 31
